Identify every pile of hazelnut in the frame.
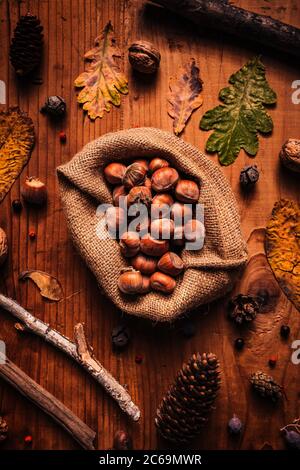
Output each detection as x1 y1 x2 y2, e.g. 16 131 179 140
103 158 203 296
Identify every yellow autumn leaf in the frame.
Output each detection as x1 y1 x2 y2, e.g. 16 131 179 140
19 270 63 302
74 21 128 120
168 59 203 136
0 107 35 203
265 199 300 312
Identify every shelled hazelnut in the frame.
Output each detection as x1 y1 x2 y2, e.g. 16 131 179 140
175 179 200 203
151 167 179 192
123 162 146 189
133 159 149 171
112 185 127 206
150 218 174 240
157 252 184 277
105 206 126 235
148 158 169 174
120 231 140 257
131 253 157 275
150 272 176 294
140 234 169 257
139 275 151 294
118 267 143 294
21 177 47 206
104 163 126 185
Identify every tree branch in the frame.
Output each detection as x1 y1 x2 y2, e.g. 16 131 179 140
0 352 96 450
0 294 140 422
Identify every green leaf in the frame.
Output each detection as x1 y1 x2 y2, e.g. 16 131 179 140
200 57 277 166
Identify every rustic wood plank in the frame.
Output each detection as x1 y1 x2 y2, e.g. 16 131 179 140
0 0 299 450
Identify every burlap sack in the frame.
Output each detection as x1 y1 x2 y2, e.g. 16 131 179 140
57 127 247 322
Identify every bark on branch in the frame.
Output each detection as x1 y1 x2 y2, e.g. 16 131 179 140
153 0 300 58
0 294 140 422
0 352 96 450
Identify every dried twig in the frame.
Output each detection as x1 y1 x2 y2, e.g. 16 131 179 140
0 351 95 450
0 294 140 421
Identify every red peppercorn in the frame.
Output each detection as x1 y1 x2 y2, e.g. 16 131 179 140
24 434 33 444
135 355 143 364
268 355 277 368
59 131 66 143
28 229 36 240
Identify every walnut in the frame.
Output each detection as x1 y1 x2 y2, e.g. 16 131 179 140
128 41 161 74
279 139 300 173
0 227 8 267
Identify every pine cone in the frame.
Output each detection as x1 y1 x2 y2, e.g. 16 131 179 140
250 371 283 402
228 294 260 325
0 416 8 442
10 13 43 76
155 353 221 444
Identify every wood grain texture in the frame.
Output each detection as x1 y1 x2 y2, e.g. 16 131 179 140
0 0 299 450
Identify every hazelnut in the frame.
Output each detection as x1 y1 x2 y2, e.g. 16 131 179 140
128 41 161 74
151 167 179 193
120 231 140 257
133 159 149 172
171 202 193 225
149 158 169 174
150 218 174 240
140 234 169 257
139 275 151 294
151 193 174 220
123 162 146 189
144 177 152 190
279 138 300 173
105 206 126 237
158 252 184 277
150 272 176 294
184 219 205 244
112 185 127 206
175 179 200 203
127 186 152 207
131 253 157 275
0 227 8 267
21 177 47 206
134 216 150 237
172 225 185 247
152 193 174 207
113 430 133 450
118 267 143 295
104 163 127 185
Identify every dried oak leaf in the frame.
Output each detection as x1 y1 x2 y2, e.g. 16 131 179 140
0 107 35 203
19 270 63 301
168 59 203 135
200 57 276 166
74 21 128 120
265 199 300 312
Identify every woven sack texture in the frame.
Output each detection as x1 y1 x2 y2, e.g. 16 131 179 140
57 127 247 322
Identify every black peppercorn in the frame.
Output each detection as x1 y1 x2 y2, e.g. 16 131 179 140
113 430 133 450
111 323 130 349
234 338 245 350
12 199 23 213
40 95 66 118
240 165 260 188
280 324 290 339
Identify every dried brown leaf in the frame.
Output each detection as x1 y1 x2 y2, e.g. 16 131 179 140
0 107 35 203
74 21 128 120
19 270 63 302
168 59 203 135
265 199 300 312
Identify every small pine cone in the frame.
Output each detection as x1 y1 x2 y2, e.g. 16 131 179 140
155 353 221 444
250 371 283 402
228 294 260 325
0 416 8 442
10 13 43 76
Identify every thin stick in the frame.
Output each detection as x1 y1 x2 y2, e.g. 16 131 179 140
0 352 96 450
0 294 140 421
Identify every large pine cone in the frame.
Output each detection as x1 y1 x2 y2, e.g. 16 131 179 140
10 13 43 76
155 353 221 444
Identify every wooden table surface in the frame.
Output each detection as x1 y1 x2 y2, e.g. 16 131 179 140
0 0 299 451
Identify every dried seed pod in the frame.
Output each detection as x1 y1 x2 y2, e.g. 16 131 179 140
151 167 179 193
0 228 8 267
131 253 158 275
150 218 174 240
128 41 161 74
120 231 140 257
157 252 184 277
171 202 193 225
127 186 152 207
113 430 133 450
40 95 66 117
123 162 147 189
150 271 176 294
240 165 260 188
111 323 131 349
149 158 169 174
105 206 126 236
140 234 169 257
118 267 143 295
139 275 151 294
175 179 200 203
112 185 127 206
279 139 300 173
104 163 127 185
21 177 47 206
